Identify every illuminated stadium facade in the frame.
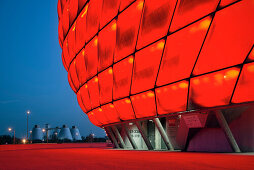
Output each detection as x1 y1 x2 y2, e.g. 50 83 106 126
58 0 254 151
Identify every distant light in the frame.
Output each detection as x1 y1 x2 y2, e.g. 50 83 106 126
91 133 95 137
22 139 26 144
8 128 12 132
42 129 45 132
55 132 58 135
129 123 133 126
27 110 31 114
29 130 32 133
76 132 79 136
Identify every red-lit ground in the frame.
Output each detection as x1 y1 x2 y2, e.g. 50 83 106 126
0 143 253 170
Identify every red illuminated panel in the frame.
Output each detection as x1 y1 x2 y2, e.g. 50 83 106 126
232 63 254 103
156 81 188 115
114 98 136 120
58 0 254 126
193 0 254 75
170 0 219 32
61 53 68 71
58 21 64 48
75 5 88 53
131 40 164 94
63 38 71 69
84 37 98 79
98 68 113 105
79 84 92 111
131 91 156 118
98 20 116 71
100 0 120 29
113 56 133 99
67 24 76 61
93 107 110 124
60 0 67 8
87 77 100 108
78 0 87 12
69 0 78 25
189 67 240 108
75 49 87 85
88 111 102 126
62 1 70 37
114 1 143 62
86 0 102 41
69 59 80 91
101 104 120 123
156 17 211 86
220 0 238 7
77 90 87 113
68 73 77 93
248 48 254 61
136 0 177 49
119 0 135 11
57 0 63 19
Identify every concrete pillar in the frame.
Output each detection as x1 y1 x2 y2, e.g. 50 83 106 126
105 127 120 148
123 124 138 149
112 126 126 149
154 118 174 151
155 121 161 150
136 121 153 150
215 110 241 153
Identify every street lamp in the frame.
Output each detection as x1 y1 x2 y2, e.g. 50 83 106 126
26 110 30 140
8 128 15 144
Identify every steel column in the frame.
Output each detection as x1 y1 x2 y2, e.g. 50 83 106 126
112 126 126 149
214 110 241 153
153 118 174 151
135 121 153 150
105 127 120 148
123 124 138 149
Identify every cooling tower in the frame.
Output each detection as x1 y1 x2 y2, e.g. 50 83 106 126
31 125 43 141
58 125 73 141
70 126 82 141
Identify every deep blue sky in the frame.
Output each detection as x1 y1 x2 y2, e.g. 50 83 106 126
0 0 105 138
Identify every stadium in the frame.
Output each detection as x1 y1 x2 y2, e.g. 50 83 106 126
57 0 254 151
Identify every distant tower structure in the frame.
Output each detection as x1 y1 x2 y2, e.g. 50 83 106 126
31 125 43 142
58 125 73 141
70 126 82 141
50 126 60 140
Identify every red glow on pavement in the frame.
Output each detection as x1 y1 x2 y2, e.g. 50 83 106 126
0 144 253 170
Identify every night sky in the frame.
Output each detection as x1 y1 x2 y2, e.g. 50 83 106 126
0 0 105 138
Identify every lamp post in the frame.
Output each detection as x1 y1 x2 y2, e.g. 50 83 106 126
8 128 15 144
30 130 33 143
26 110 30 140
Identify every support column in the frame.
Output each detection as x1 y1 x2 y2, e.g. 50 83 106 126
112 126 126 149
214 110 241 153
135 121 153 150
123 124 138 149
153 118 174 151
105 127 120 148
